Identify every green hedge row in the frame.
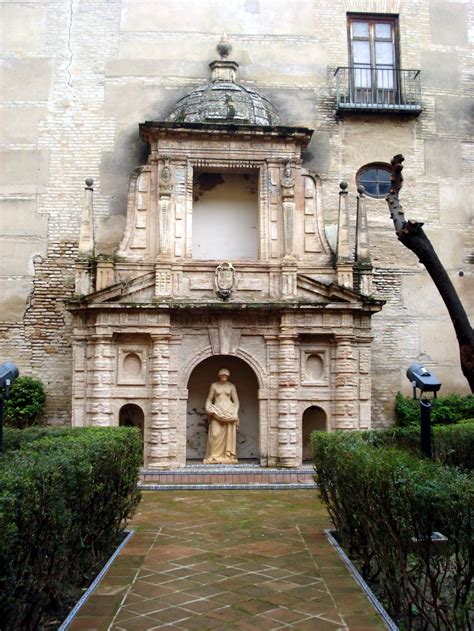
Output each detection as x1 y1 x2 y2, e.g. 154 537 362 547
0 427 142 630
395 392 474 426
2 426 79 452
312 431 474 630
363 420 474 470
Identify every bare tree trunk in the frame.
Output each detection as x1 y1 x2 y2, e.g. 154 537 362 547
386 155 474 392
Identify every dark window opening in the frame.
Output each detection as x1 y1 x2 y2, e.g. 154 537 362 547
357 163 392 198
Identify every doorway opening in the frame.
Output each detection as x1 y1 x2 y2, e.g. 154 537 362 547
119 403 145 463
302 405 327 462
186 354 259 463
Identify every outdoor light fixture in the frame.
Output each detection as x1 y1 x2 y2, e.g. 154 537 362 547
0 362 19 452
406 363 441 459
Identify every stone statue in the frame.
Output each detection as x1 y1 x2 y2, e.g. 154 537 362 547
203 368 239 464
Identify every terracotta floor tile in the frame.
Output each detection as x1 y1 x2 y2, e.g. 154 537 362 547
175 615 223 630
68 616 111 631
113 614 164 631
149 606 192 624
292 618 346 630
181 598 221 614
127 581 174 599
233 598 275 615
261 605 310 624
207 604 251 623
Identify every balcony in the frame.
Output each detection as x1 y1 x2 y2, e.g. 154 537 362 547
335 67 422 116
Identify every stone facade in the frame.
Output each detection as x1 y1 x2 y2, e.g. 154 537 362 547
0 0 472 436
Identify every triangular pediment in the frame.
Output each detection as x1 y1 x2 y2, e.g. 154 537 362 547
297 274 363 303
82 272 156 304
75 270 378 310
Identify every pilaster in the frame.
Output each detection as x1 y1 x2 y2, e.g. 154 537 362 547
148 324 173 468
90 334 114 426
277 317 299 467
332 334 358 429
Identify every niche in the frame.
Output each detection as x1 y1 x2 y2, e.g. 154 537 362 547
192 170 258 260
117 347 147 385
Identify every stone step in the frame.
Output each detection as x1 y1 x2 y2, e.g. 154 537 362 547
139 464 316 490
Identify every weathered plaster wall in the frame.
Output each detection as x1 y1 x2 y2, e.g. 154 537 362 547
0 0 472 424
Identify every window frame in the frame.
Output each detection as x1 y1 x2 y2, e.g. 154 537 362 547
347 13 400 105
356 162 392 199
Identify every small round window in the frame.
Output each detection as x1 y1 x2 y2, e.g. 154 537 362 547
357 163 391 198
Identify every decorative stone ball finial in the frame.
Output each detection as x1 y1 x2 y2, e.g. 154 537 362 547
217 33 232 59
339 181 348 191
357 185 366 195
85 178 94 188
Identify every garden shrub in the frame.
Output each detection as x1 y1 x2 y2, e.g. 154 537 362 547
395 392 474 427
0 426 142 630
2 426 78 452
363 422 474 470
3 376 46 428
312 431 473 630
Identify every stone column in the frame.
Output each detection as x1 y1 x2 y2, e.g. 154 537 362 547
149 328 172 468
332 335 358 429
90 334 114 426
277 318 299 467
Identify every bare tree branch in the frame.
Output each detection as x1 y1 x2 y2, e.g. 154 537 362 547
386 154 474 392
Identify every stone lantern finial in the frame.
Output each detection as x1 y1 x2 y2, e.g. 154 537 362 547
217 33 232 59
210 35 238 83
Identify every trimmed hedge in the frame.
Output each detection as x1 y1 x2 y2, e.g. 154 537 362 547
2 426 79 452
0 427 141 630
312 431 474 630
364 421 474 470
395 392 474 427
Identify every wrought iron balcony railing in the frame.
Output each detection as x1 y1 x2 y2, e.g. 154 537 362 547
335 66 422 115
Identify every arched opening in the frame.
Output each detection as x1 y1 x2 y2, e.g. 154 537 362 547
186 355 259 463
302 406 327 462
119 403 145 463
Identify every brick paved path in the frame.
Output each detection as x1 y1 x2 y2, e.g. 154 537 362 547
69 491 384 630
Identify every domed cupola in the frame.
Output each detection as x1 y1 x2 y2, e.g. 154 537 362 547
166 36 281 127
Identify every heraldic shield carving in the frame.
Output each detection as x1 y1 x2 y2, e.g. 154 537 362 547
215 262 236 300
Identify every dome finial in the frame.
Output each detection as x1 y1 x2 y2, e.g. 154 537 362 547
210 35 238 83
216 33 232 60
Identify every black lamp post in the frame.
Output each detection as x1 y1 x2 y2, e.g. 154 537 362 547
406 363 441 459
0 362 20 452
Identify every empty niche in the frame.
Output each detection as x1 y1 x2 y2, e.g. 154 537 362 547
123 352 142 378
192 171 258 260
118 349 146 385
302 406 327 462
305 353 324 382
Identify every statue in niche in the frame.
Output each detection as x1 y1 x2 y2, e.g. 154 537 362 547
203 368 239 464
159 157 172 195
281 160 295 198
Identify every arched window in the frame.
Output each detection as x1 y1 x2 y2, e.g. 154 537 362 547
356 163 391 198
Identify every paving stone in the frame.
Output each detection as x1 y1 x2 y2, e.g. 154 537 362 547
69 491 385 630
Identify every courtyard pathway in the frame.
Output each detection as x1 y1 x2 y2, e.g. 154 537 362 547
69 491 385 630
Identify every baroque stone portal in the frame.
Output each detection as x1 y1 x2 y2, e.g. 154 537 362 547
204 368 239 464
69 39 385 469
